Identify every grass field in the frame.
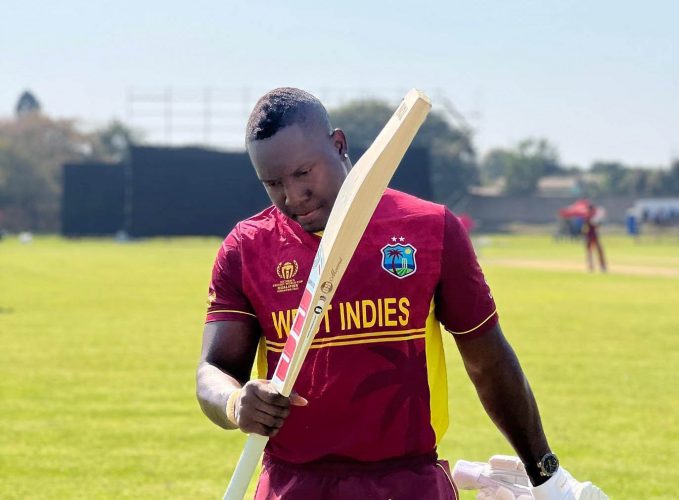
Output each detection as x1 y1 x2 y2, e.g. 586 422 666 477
1 233 677 499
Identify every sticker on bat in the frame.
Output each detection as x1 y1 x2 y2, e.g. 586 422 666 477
313 296 327 315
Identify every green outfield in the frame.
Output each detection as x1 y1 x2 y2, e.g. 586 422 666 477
1 234 677 499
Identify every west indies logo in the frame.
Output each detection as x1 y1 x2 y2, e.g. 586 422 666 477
381 236 417 279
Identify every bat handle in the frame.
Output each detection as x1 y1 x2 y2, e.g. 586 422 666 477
223 433 269 500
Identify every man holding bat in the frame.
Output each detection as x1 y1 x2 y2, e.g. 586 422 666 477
196 88 605 499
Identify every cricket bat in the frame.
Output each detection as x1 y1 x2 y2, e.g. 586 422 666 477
223 88 432 500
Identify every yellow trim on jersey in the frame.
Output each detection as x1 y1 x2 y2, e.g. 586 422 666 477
425 299 449 445
208 309 257 318
264 327 426 348
256 335 268 380
306 327 426 344
311 333 425 350
265 334 426 352
264 328 426 352
446 309 497 335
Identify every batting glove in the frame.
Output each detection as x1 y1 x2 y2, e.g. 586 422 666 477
454 455 532 500
531 466 608 500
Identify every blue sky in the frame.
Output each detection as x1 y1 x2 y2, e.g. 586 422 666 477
2 0 677 167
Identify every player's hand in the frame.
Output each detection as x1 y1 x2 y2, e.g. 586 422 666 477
453 456 607 500
231 380 308 437
453 455 532 500
531 467 608 500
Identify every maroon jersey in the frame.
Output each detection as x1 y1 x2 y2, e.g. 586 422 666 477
206 189 497 463
584 215 600 242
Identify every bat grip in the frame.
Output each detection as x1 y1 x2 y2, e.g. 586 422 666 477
223 433 269 500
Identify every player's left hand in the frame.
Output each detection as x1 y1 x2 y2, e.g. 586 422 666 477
531 467 608 500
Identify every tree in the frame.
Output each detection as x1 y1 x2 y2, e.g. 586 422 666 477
664 160 679 194
0 86 142 232
479 149 511 183
0 145 55 230
92 120 141 162
588 161 679 196
481 138 562 196
330 99 477 203
622 169 653 195
0 114 129 232
590 161 627 194
504 157 542 195
15 90 41 118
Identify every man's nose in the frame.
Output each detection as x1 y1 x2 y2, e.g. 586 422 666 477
284 182 310 207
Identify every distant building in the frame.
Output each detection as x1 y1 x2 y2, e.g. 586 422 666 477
469 179 504 196
537 176 581 197
15 90 41 118
471 174 600 198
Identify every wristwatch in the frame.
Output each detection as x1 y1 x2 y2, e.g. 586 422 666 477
536 453 559 477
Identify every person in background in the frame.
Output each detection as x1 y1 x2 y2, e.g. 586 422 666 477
625 208 641 243
583 204 607 272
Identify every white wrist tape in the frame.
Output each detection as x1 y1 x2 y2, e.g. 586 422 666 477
225 388 242 426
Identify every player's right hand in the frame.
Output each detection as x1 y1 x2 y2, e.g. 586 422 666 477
531 467 608 500
232 380 308 437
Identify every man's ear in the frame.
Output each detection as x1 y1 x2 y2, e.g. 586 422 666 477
330 128 348 157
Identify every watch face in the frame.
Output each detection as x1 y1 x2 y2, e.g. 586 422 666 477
542 454 559 474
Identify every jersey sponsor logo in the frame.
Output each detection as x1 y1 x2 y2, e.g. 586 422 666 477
274 260 304 293
381 238 417 279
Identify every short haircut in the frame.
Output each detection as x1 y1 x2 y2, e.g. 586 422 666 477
246 87 332 143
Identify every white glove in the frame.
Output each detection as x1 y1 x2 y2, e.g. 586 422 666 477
453 455 532 500
453 455 608 500
531 467 608 500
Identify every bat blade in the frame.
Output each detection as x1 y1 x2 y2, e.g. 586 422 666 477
223 89 431 500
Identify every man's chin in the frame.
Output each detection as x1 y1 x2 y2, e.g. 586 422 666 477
299 219 326 233
294 209 328 233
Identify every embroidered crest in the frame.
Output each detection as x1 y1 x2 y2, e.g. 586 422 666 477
276 260 299 280
381 240 417 279
274 260 303 293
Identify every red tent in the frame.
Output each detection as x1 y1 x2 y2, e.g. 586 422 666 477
559 199 592 218
559 199 606 223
